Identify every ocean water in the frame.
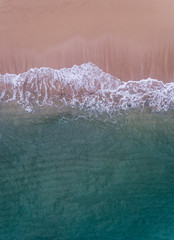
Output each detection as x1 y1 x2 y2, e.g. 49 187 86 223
1 64 174 240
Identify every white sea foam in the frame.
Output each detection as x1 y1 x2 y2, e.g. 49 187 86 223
0 62 174 113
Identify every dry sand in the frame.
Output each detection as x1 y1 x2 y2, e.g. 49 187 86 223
0 0 174 82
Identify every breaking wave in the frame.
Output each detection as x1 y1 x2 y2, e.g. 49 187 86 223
0 62 174 113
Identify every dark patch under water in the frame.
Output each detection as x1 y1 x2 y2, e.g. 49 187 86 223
0 110 174 240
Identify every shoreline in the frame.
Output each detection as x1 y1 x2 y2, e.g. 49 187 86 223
1 36 174 82
0 0 174 82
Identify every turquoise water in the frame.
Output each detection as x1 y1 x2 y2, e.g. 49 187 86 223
1 110 174 240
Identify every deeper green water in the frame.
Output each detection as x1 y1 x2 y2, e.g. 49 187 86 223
0 110 174 240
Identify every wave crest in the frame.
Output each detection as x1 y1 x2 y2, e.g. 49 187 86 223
0 62 174 113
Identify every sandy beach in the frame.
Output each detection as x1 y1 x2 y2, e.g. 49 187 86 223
0 0 174 82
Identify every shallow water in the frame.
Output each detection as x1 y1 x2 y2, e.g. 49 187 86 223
1 110 174 240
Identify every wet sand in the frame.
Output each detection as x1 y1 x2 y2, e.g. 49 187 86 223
0 0 174 82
